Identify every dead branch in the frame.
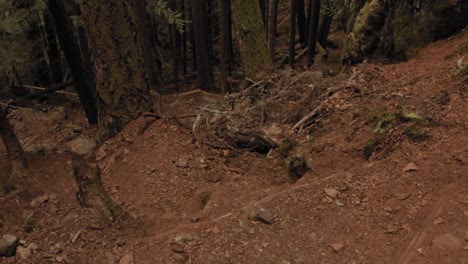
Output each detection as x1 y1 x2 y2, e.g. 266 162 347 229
292 100 328 132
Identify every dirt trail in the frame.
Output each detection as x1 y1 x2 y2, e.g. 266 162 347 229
0 32 467 263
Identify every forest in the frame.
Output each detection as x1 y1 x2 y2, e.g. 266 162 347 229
0 0 467 263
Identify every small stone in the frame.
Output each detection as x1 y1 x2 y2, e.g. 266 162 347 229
211 226 220 234
171 243 185 253
68 137 96 155
56 255 63 263
105 251 116 264
208 174 222 183
119 253 134 264
30 194 49 207
28 243 39 253
331 243 344 252
175 159 188 168
255 208 274 224
324 188 340 198
433 217 444 225
432 233 461 250
464 245 468 251
174 233 193 242
403 162 418 172
172 253 186 261
396 193 410 200
464 230 468 241
0 234 19 257
16 246 30 259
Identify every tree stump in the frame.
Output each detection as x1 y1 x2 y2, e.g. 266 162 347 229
69 138 124 220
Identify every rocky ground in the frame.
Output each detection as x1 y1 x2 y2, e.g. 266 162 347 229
0 30 467 264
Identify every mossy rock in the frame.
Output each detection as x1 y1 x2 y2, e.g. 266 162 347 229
344 0 468 63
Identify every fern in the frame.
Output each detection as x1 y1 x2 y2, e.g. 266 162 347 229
147 0 190 33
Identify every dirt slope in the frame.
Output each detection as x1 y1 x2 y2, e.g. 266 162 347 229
1 31 467 263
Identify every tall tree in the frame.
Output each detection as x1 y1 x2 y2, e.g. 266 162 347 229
232 0 272 78
220 0 232 92
268 0 278 62
133 0 159 89
296 0 306 45
289 0 297 67
43 8 63 84
47 0 98 125
191 0 215 91
306 0 321 65
80 0 153 130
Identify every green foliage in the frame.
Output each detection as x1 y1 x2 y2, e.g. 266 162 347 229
0 0 46 95
322 0 344 17
146 0 189 33
456 63 468 80
363 108 430 159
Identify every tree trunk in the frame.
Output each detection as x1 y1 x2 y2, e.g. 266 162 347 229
47 0 98 125
169 0 180 91
296 0 306 45
80 0 152 130
77 26 95 83
268 0 278 62
191 0 215 91
306 0 321 65
318 9 333 48
133 0 159 90
43 8 63 84
289 0 297 67
232 0 272 78
0 108 27 194
220 0 232 92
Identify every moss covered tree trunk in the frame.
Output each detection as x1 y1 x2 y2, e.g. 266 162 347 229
232 0 272 78
80 0 152 130
343 0 468 64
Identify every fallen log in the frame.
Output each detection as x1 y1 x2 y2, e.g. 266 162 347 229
25 81 75 99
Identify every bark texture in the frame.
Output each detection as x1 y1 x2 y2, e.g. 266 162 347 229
81 0 152 126
232 0 272 78
0 108 27 193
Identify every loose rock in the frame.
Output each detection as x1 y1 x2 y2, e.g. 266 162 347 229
432 217 444 225
324 188 340 198
0 234 19 257
171 243 185 253
175 159 188 168
255 208 274 224
105 251 116 264
331 243 345 252
432 233 461 250
68 138 96 155
16 246 30 259
403 162 418 172
119 253 134 264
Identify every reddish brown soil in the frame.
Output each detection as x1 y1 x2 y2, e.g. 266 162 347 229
1 31 467 264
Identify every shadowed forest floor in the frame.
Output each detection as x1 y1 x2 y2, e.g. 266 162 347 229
0 31 467 263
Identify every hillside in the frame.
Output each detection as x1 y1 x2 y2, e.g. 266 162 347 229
1 30 467 264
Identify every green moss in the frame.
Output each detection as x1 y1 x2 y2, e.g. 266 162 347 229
286 153 309 181
404 123 430 142
232 0 271 77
